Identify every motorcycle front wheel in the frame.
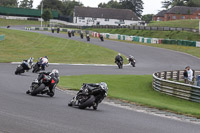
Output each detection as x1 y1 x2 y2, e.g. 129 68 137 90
31 83 45 96
79 95 95 109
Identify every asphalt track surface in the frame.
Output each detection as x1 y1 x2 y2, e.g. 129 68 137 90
0 26 200 133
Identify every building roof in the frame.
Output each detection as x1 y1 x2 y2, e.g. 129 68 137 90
166 6 200 15
154 10 167 17
74 6 139 21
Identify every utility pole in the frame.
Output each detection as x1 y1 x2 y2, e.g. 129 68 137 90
41 0 43 27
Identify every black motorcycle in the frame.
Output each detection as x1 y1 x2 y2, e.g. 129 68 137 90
68 82 108 110
15 61 31 75
86 35 90 41
129 58 136 67
100 35 104 41
116 60 123 69
80 33 84 39
26 74 56 97
32 62 42 73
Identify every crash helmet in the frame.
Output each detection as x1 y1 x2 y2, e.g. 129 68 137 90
100 82 108 92
44 56 48 59
118 53 121 56
52 69 59 74
29 57 34 63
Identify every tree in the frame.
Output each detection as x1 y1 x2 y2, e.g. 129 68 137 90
19 0 33 9
121 0 144 18
37 0 83 16
141 14 153 23
61 0 83 16
37 0 63 11
162 0 200 9
98 0 144 18
42 9 53 22
0 0 18 7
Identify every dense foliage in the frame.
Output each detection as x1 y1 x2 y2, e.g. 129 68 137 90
162 0 200 9
98 0 144 18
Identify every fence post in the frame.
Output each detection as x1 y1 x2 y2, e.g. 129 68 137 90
177 70 180 81
171 71 173 79
164 71 167 79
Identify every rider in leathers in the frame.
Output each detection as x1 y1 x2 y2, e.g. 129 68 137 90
115 53 123 63
37 69 59 96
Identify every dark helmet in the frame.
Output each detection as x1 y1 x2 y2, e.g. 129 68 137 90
44 56 48 59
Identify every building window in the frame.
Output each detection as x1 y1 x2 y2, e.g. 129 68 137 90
172 16 176 19
105 18 109 21
93 18 97 20
79 17 85 20
120 19 124 22
182 16 185 19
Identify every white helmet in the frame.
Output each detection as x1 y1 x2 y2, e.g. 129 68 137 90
52 69 59 74
100 82 108 91
118 53 121 56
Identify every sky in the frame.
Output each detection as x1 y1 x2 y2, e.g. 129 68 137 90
33 0 163 15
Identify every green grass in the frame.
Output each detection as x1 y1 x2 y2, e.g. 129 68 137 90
0 18 41 26
59 75 200 118
0 28 123 64
87 28 200 41
148 19 200 29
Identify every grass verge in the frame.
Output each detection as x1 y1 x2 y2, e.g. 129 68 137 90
0 18 41 26
59 75 200 118
87 28 200 41
0 28 123 64
148 20 199 29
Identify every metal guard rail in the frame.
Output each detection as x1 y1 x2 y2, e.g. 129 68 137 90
153 72 200 103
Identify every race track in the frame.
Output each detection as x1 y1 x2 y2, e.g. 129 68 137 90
0 26 200 133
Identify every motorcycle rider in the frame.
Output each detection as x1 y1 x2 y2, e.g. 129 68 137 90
39 56 49 70
127 55 135 67
115 53 123 64
99 34 104 41
80 31 84 39
23 57 34 71
34 69 59 96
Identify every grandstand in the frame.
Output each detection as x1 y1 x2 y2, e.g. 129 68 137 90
0 6 58 19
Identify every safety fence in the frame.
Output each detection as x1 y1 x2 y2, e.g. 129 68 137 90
92 32 200 47
88 25 199 33
153 70 200 103
0 35 5 41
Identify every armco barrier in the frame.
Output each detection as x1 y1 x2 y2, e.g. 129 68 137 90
0 35 5 41
153 70 200 103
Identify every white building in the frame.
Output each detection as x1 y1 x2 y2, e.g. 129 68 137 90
73 6 140 26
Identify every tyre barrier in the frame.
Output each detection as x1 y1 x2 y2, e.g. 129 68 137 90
0 34 5 41
91 32 200 47
153 70 200 103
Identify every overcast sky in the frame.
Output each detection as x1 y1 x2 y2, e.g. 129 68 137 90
33 0 163 15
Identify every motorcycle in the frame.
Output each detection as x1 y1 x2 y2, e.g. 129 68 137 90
100 35 104 41
80 33 84 39
130 59 136 67
68 82 108 110
86 35 90 41
26 74 56 97
116 60 123 69
15 61 31 75
32 61 42 73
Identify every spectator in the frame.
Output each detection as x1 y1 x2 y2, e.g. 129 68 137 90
186 66 193 84
183 67 188 83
